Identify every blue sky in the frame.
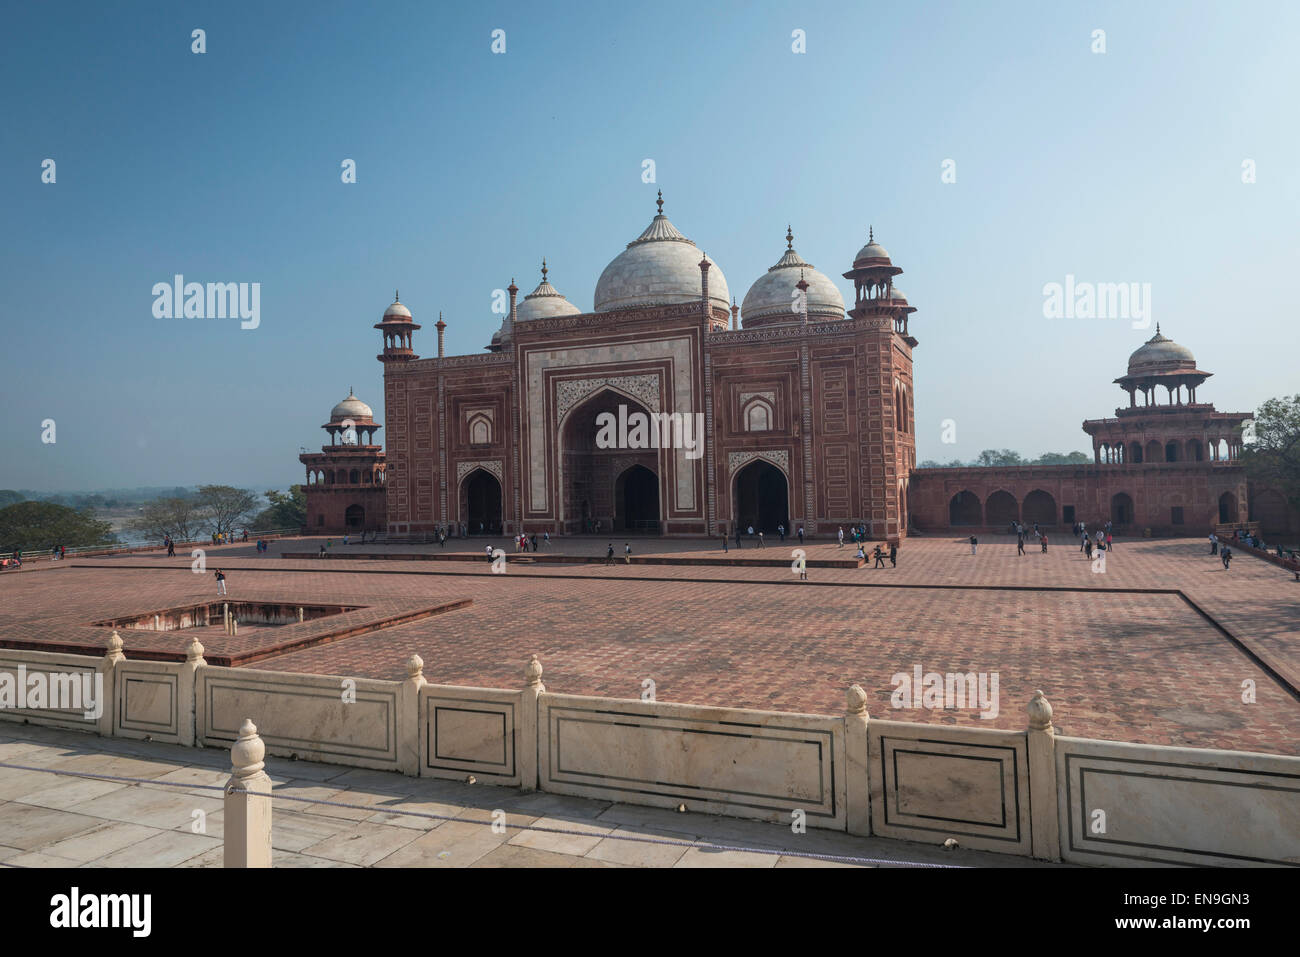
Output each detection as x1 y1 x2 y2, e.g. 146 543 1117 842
2 0 1296 491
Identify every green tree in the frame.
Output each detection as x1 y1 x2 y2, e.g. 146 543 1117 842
975 449 1025 467
1033 451 1091 465
127 496 206 542
196 485 260 537
0 502 116 552
1242 395 1300 507
0 490 25 508
252 486 307 530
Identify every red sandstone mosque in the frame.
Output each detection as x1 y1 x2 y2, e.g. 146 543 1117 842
300 194 1292 540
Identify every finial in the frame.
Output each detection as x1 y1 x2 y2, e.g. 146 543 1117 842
394 289 400 302
786 225 793 249
541 258 548 281
869 225 874 243
1156 322 1161 334
656 189 664 215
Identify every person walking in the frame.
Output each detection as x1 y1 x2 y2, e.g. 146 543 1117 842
889 541 898 567
166 539 175 558
722 534 729 554
1209 532 1218 555
606 543 616 566
873 545 886 569
837 526 845 548
797 553 807 581
1085 538 1093 561
543 531 550 547
1221 545 1232 570
531 533 539 552
735 526 743 549
1017 532 1026 556
1041 533 1049 553
624 542 632 565
1080 528 1089 552
215 569 227 596
778 524 785 543
969 535 978 556
1105 531 1113 551
757 531 765 549
797 525 804 545
485 544 494 564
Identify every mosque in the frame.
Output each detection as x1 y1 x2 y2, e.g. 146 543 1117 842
299 194 1292 541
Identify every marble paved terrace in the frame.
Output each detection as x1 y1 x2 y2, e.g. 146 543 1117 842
1 532 1297 754
0 724 1058 868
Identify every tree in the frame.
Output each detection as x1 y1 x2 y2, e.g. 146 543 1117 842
0 502 115 552
196 485 260 536
0 490 25 508
1033 451 1091 465
128 496 206 542
252 486 307 530
1242 395 1300 507
975 449 1025 467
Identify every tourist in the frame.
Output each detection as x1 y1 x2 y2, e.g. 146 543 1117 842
606 543 615 566
797 525 804 545
873 545 886 569
969 534 978 556
1017 531 1025 556
343 534 349 546
889 542 897 567
543 531 550 547
215 569 227 596
757 531 765 548
778 524 785 543
624 542 632 564
722 534 728 553
837 526 844 548
1041 533 1049 553
1080 529 1090 552
167 538 176 557
797 553 807 581
1221 546 1232 570
531 533 538 552
1085 538 1093 560
735 526 742 549
856 543 865 560
485 544 493 563
319 543 327 558
1105 531 1113 551
1209 532 1218 555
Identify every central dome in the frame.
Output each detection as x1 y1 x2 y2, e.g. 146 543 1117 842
594 192 729 313
741 227 845 327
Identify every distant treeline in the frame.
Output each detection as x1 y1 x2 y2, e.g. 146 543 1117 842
0 487 196 510
918 450 1092 469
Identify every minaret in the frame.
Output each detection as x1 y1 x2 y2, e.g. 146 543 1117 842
730 297 739 330
375 291 421 364
435 312 446 359
507 278 519 339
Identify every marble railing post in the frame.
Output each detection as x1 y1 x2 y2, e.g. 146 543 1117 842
224 718 273 868
1027 690 1060 861
845 684 871 836
398 654 427 776
179 639 206 747
98 631 125 736
520 655 545 792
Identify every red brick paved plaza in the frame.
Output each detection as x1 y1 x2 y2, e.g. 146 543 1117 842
2 534 1297 755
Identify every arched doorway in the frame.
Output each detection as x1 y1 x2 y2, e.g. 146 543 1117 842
1165 441 1180 463
344 504 365 529
1129 442 1143 464
615 464 660 533
949 491 981 526
1145 440 1162 463
462 469 503 535
560 388 659 534
1218 491 1238 524
1022 489 1057 525
733 459 789 534
1111 492 1134 526
985 490 1018 527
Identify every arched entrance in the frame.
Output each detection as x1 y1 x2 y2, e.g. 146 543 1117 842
1111 492 1134 526
1218 491 1238 524
560 388 660 534
344 504 365 529
985 490 1018 527
1022 489 1057 525
949 491 981 526
1129 442 1143 464
462 469 503 535
733 459 789 534
615 464 660 533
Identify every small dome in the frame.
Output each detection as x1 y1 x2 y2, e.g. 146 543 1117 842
890 286 907 302
1127 326 1196 373
383 292 412 320
517 261 581 321
854 241 891 264
331 389 373 421
594 192 729 313
741 227 845 326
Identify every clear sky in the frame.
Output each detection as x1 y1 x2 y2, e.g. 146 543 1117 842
2 0 1296 492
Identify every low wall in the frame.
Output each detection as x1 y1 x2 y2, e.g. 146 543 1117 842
1 638 1296 866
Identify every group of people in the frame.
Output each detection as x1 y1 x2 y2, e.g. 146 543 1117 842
836 524 872 548
513 531 550 552
855 541 898 568
604 542 633 565
724 524 799 550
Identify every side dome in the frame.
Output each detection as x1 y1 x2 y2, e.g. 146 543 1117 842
741 227 845 327
331 388 373 422
594 192 729 313
383 292 412 320
1127 325 1196 373
517 260 581 320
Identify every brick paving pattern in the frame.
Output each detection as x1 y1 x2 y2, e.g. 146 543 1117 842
1 534 1296 754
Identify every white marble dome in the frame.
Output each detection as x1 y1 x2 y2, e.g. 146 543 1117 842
594 195 729 313
854 239 891 264
517 262 581 321
331 389 373 421
1128 326 1196 372
383 293 412 320
741 229 845 325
